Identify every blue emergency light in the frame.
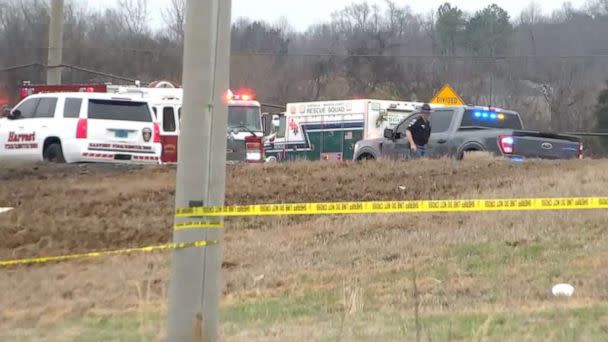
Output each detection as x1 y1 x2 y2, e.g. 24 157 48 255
473 110 505 121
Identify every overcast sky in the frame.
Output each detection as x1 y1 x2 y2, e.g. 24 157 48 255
92 0 589 31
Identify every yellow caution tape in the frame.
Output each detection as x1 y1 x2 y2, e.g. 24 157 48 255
0 240 219 268
176 197 608 217
174 221 223 231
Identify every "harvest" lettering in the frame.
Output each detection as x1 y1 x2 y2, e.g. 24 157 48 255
7 132 36 142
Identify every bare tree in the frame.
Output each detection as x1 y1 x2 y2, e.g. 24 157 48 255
518 2 543 61
519 1 543 26
585 0 608 17
274 16 294 37
117 0 149 35
385 0 411 38
540 62 595 131
162 0 186 42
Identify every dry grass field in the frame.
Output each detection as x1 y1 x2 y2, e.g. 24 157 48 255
0 158 607 341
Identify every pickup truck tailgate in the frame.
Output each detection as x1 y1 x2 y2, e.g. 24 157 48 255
512 131 581 159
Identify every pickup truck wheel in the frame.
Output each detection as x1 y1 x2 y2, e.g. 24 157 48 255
456 151 466 160
357 153 375 161
459 150 490 160
43 143 66 163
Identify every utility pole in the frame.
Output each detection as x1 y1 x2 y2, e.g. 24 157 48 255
47 0 64 85
166 0 232 341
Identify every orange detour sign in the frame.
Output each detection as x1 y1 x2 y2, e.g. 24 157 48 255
429 84 465 106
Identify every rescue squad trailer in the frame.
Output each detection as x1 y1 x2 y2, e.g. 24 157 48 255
263 99 442 162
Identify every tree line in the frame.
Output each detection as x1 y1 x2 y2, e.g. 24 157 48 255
1 0 608 151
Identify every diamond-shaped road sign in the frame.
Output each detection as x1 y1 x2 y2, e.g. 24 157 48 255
429 84 465 106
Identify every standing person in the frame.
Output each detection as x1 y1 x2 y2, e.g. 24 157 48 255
406 103 432 158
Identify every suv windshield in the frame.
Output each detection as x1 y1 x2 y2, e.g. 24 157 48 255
229 106 261 132
460 109 522 130
88 100 152 122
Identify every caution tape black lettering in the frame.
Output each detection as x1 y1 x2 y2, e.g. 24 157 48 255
0 240 219 268
175 197 608 217
173 221 223 231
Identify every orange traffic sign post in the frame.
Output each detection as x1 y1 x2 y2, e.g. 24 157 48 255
429 84 465 106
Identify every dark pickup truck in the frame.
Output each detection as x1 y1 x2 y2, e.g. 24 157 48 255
353 106 583 160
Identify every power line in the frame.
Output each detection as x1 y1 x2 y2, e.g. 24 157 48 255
0 62 44 73
58 64 137 82
233 52 608 60
0 62 138 82
8 46 608 59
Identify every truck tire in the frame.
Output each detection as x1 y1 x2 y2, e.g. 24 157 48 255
457 143 486 160
43 143 66 163
356 153 375 161
459 149 492 160
457 149 477 160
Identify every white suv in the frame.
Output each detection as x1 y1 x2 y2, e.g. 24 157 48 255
0 93 162 164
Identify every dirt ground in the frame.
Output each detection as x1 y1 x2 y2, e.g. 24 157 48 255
1 158 607 341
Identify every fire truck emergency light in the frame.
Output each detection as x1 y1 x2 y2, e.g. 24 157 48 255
225 89 254 101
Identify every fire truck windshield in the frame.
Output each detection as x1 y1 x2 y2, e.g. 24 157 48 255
228 106 261 132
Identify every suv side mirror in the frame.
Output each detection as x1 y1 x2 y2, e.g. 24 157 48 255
8 109 21 120
383 128 395 139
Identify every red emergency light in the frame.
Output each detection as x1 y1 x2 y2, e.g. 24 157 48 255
225 88 255 102
225 89 234 102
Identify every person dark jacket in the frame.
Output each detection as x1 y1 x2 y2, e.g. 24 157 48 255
406 103 432 158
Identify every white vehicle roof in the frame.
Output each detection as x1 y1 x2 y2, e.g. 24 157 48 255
23 92 148 102
111 87 183 101
108 87 262 107
285 99 443 117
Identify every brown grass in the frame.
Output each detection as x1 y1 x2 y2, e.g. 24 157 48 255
2 158 605 260
1 158 607 340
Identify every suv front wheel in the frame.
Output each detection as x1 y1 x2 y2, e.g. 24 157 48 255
43 143 66 163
